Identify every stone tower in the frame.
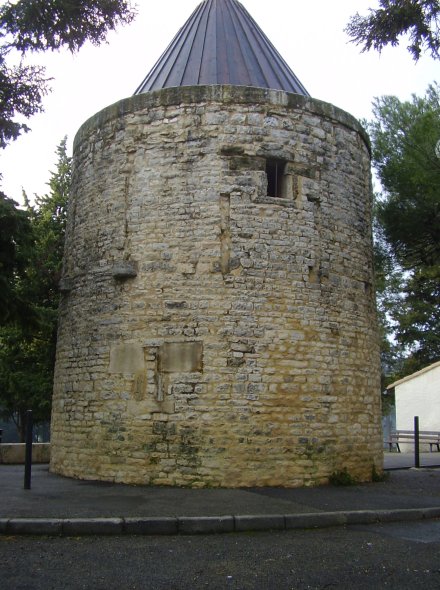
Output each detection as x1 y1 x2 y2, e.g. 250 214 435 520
50 0 383 487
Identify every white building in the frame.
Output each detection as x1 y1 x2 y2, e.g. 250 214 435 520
388 361 440 451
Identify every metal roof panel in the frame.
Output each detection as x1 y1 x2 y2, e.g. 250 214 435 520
134 0 309 96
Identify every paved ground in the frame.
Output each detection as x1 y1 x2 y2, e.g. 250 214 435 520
3 522 440 589
385 450 440 470
1 454 440 535
3 455 440 588
1 461 440 518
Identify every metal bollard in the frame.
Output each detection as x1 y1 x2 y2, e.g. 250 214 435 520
414 415 420 469
24 410 33 490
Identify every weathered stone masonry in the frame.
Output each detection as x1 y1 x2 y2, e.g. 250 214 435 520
51 85 382 487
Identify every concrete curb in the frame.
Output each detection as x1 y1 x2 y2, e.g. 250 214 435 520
1 507 440 536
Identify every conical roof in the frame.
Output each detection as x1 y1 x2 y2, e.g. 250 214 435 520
134 0 309 96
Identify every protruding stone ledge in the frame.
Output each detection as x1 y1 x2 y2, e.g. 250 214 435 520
112 261 138 280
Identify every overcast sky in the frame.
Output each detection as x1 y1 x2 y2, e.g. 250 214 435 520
1 0 438 204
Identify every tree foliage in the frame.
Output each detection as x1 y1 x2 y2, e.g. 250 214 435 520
0 0 135 147
0 55 48 148
0 1 135 439
0 139 70 440
24 137 70 309
0 0 136 53
346 0 440 61
0 192 33 325
0 0 135 314
368 84 440 378
372 84 440 269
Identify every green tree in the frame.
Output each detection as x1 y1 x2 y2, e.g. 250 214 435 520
0 0 135 148
368 83 440 376
0 139 70 440
24 137 70 312
0 193 33 325
0 0 135 323
346 0 440 61
0 56 48 149
0 1 135 438
373 224 405 390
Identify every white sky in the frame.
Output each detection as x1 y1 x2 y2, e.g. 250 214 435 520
1 0 438 204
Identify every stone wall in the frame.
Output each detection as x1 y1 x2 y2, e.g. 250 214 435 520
51 85 382 487
0 444 50 464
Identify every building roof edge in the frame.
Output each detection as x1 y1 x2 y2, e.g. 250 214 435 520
387 360 440 389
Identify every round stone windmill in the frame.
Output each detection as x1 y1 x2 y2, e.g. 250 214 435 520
50 0 383 487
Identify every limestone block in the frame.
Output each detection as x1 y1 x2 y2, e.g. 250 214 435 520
158 342 203 374
109 344 145 374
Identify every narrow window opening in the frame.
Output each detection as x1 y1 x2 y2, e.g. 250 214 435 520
266 159 285 198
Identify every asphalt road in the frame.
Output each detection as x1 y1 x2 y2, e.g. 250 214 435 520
2 521 440 589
